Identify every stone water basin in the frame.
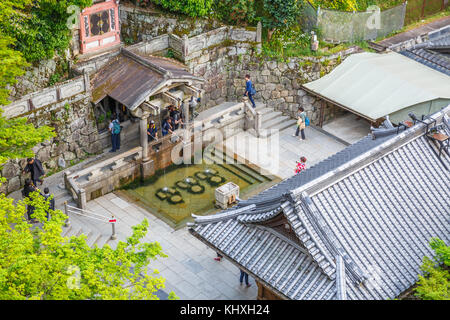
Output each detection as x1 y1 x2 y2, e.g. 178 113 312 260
121 160 276 229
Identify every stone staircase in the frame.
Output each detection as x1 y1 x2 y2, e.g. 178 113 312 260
40 180 116 249
249 102 297 138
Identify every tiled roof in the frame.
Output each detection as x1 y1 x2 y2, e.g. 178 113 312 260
91 48 202 109
189 105 450 300
400 28 450 76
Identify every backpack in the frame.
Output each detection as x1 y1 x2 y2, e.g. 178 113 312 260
250 83 257 95
112 120 121 134
305 116 310 127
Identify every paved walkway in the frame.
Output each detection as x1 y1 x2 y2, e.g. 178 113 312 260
223 125 347 180
322 113 371 145
85 192 258 300
377 15 450 49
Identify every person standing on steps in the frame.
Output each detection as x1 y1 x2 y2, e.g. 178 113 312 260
244 74 256 108
41 187 55 221
22 178 38 222
294 107 307 140
23 157 45 186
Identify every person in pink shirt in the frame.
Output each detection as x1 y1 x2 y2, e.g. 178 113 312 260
295 156 307 174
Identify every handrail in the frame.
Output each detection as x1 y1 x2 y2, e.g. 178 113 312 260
67 146 142 179
64 201 117 240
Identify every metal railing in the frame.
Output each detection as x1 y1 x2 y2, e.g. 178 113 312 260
64 201 117 240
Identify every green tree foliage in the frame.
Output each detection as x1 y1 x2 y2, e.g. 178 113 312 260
0 190 176 299
0 0 92 105
0 110 55 166
309 0 404 11
151 0 213 17
0 37 29 106
213 0 257 25
4 0 93 62
262 0 302 37
415 238 449 300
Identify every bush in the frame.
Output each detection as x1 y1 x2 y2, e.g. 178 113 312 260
213 0 258 25
262 0 302 35
151 0 213 17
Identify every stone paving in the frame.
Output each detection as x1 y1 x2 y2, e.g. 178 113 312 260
322 113 371 145
223 124 347 180
85 192 258 300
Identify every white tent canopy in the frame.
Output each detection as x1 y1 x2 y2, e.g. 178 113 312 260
303 52 450 123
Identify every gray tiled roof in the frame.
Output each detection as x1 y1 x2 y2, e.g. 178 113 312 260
400 29 450 76
189 105 450 300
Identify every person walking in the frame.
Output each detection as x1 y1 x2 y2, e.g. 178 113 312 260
239 269 251 287
22 178 38 222
244 74 256 108
109 117 121 152
41 187 55 221
23 157 45 186
293 107 307 140
295 156 307 174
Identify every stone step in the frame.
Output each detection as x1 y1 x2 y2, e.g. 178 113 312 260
55 193 75 210
61 224 72 238
256 108 273 116
261 111 283 123
64 225 83 238
261 114 290 130
93 234 112 248
211 146 268 183
232 163 267 183
259 119 297 138
205 152 261 185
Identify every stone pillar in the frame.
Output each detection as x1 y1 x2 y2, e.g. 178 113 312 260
140 116 149 162
256 22 262 53
139 114 154 180
182 35 189 61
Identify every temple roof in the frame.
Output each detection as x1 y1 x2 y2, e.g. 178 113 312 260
400 26 450 76
189 105 450 300
90 48 202 109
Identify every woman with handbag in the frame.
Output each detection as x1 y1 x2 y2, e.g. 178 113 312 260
294 107 306 140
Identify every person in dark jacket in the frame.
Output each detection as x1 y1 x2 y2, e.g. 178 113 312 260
23 158 45 186
42 187 55 221
244 74 256 108
22 178 38 222
147 120 158 142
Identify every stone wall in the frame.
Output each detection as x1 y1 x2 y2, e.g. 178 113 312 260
185 35 358 122
0 75 103 195
224 48 359 124
119 3 223 43
7 59 58 101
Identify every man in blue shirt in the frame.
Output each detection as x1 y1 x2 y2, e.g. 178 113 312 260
147 120 158 142
162 118 173 136
244 74 256 108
